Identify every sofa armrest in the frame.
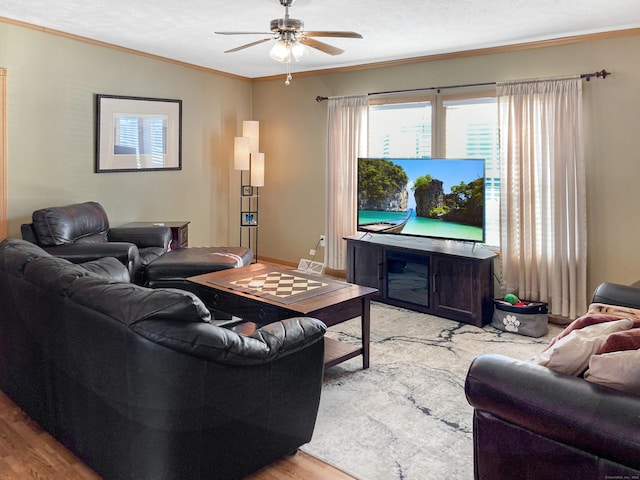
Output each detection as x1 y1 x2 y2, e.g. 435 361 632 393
592 282 640 310
465 354 640 470
108 226 172 249
131 317 327 366
20 223 38 244
41 242 140 271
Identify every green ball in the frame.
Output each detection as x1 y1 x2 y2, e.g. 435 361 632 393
504 293 520 305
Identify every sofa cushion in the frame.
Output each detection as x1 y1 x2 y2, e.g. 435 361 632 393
596 328 640 355
32 201 109 246
23 251 130 292
24 255 92 296
584 350 640 395
67 276 211 325
74 233 108 244
530 318 634 375
80 257 130 283
0 238 49 277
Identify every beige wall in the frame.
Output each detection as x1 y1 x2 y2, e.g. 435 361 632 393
252 33 640 295
1 21 252 247
3 19 640 298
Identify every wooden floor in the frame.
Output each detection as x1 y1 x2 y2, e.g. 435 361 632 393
0 390 355 479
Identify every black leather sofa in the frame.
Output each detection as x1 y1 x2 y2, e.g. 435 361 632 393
465 282 640 479
0 238 327 480
21 201 172 284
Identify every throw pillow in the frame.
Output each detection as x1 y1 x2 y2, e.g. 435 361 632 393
584 350 640 395
595 328 640 354
529 318 634 376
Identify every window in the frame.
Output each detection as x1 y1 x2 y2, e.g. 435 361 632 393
368 94 500 246
369 99 433 158
443 96 499 246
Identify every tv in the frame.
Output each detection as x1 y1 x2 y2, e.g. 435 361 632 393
357 157 485 243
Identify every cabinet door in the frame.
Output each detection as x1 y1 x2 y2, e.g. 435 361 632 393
432 256 480 324
347 241 383 293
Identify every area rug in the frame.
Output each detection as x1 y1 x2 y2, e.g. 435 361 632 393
301 302 563 480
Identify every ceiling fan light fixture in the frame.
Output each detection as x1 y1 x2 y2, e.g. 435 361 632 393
269 40 291 62
290 41 307 61
217 0 362 85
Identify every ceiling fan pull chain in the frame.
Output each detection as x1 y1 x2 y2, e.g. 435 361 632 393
285 61 292 86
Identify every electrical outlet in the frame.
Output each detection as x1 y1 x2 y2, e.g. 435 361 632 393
309 249 316 256
319 235 326 247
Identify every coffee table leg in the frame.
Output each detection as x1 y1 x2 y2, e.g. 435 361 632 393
362 297 370 369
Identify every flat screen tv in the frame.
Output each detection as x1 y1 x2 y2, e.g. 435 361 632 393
357 158 485 243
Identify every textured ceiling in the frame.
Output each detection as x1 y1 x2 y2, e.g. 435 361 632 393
1 0 639 79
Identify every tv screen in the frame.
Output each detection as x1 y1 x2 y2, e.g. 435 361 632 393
357 158 485 243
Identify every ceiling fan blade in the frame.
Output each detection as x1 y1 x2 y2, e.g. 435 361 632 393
215 31 272 35
300 37 345 56
303 31 363 39
224 38 273 53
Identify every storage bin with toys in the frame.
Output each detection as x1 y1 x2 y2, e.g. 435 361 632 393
492 293 549 337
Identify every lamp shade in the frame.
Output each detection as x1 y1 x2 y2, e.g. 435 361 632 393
242 121 259 154
290 41 307 61
250 153 265 187
234 136 250 170
269 40 290 62
269 40 307 63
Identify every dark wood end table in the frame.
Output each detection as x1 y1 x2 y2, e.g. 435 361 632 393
120 221 189 250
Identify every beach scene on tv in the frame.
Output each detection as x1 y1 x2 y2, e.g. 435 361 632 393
357 158 485 242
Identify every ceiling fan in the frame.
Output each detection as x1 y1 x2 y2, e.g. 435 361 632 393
215 0 363 83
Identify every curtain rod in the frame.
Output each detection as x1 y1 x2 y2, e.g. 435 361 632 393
314 69 610 102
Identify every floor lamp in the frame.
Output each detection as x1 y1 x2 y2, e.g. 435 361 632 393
235 121 263 262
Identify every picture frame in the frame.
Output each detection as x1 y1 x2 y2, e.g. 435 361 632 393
241 211 258 226
95 94 182 173
241 185 254 196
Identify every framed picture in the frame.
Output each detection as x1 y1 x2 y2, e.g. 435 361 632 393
241 211 258 226
95 94 182 173
241 185 254 196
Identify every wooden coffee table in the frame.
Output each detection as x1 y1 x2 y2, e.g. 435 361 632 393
187 263 377 369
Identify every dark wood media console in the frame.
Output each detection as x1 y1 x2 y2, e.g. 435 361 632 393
345 234 497 327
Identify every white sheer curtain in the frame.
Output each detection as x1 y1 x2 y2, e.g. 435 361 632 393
325 95 368 270
497 76 587 319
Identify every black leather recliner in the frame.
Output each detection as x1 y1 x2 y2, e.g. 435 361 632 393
21 201 171 283
465 282 640 479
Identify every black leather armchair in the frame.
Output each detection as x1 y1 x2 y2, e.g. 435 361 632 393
21 201 171 283
465 282 640 479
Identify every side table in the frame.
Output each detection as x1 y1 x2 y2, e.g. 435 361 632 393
120 221 189 250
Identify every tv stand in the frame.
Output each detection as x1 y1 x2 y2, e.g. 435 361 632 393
345 234 496 327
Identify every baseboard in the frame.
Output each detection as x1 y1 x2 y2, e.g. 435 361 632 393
255 255 298 268
253 255 346 280
548 313 572 325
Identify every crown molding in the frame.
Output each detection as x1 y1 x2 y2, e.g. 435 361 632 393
0 16 249 80
1 16 638 82
253 27 640 82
